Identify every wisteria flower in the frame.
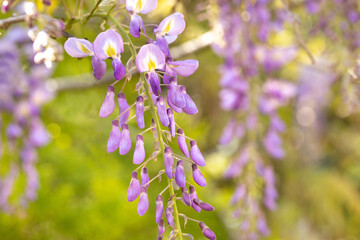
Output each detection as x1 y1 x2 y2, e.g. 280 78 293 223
64 38 106 80
93 29 125 80
126 0 157 38
136 44 165 95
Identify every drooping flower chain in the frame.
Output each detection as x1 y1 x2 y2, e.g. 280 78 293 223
64 1 216 239
212 0 297 238
0 27 54 212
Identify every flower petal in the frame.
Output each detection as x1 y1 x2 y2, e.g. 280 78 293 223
107 120 121 152
136 44 165 73
154 12 185 37
99 86 115 118
64 38 93 58
129 14 146 38
91 56 107 80
93 29 124 60
168 59 199 77
112 58 126 80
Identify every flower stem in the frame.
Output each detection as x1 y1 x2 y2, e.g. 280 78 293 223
108 14 183 240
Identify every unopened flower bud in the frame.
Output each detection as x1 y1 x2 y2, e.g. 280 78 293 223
192 164 207 187
119 124 131 155
127 171 140 202
190 140 205 166
199 222 216 240
99 86 115 118
137 187 149 216
175 160 185 188
107 120 121 152
156 195 163 223
133 135 145 164
156 96 170 127
136 96 145 129
118 92 130 126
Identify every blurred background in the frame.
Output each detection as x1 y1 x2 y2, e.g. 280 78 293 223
1 0 360 239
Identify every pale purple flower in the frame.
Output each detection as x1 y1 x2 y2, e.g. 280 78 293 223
107 120 121 152
92 56 107 80
140 167 149 190
136 44 165 95
133 135 145 164
177 129 189 157
126 0 157 37
6 123 23 139
99 86 115 118
118 92 130 125
175 160 185 188
164 147 174 178
64 38 93 58
29 119 49 147
154 12 186 44
136 96 145 129
167 108 175 137
190 140 205 166
93 29 125 80
64 37 106 80
181 187 191 206
165 206 174 226
181 86 198 115
138 187 149 216
156 195 163 223
263 130 284 159
189 185 201 212
119 124 132 155
199 222 216 240
193 199 215 211
127 171 140 202
230 184 246 206
168 82 186 108
156 96 170 127
192 164 207 187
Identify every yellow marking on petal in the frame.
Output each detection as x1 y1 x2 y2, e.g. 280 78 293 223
147 56 156 71
79 43 92 55
135 0 143 12
105 42 116 58
162 19 173 35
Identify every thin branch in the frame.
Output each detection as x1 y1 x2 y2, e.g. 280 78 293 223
85 0 103 24
0 15 26 29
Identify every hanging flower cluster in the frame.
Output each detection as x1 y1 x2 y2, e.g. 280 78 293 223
0 27 54 212
64 1 216 239
304 0 360 115
212 0 296 238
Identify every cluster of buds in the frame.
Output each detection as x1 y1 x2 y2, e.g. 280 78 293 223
64 0 216 239
212 0 297 238
0 27 54 212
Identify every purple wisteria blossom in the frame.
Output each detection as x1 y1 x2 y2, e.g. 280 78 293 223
0 27 54 212
64 37 106 80
61 3 214 239
126 0 157 38
214 0 296 238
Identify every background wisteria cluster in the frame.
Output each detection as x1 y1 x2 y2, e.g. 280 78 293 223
1 0 360 239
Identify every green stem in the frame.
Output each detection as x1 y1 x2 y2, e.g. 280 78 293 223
108 14 183 240
85 0 103 23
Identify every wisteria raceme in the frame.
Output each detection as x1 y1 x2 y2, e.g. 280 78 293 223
62 3 215 239
0 26 55 212
212 0 297 238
